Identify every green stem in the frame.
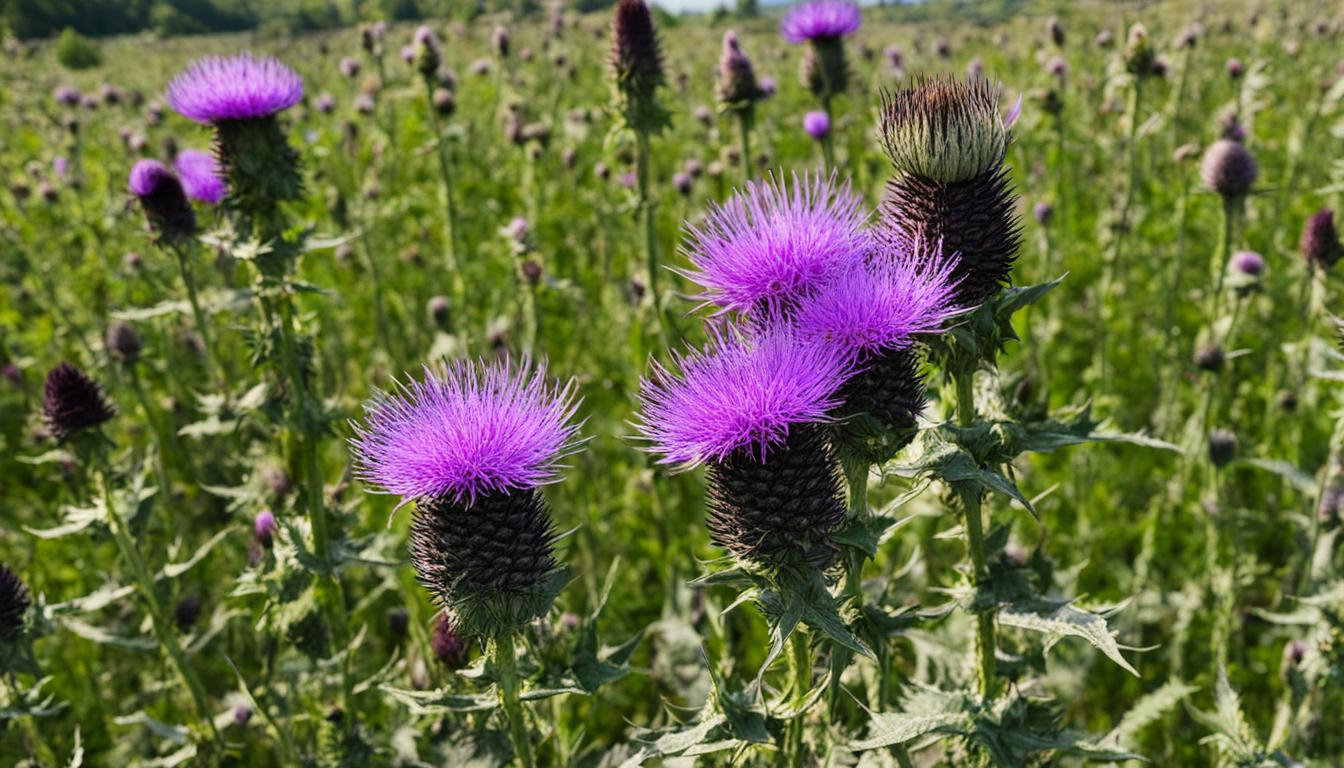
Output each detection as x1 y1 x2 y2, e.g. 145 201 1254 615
171 243 218 386
785 629 811 766
955 371 997 700
820 97 835 171
635 130 671 346
424 80 466 342
491 633 534 768
738 112 753 183
95 447 223 748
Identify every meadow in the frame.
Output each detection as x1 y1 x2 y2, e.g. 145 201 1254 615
1 0 1343 765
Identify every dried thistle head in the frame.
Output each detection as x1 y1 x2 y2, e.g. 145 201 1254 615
878 76 1015 184
610 0 665 104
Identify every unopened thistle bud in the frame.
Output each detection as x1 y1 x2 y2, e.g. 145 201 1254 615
0 565 31 642
129 160 195 243
413 26 442 80
610 0 669 135
166 54 304 212
1301 208 1341 271
1208 428 1238 468
1193 344 1225 373
105 321 143 364
1124 23 1155 77
431 87 455 117
1047 16 1065 46
42 362 116 441
431 613 469 668
492 25 511 59
1200 139 1257 199
254 510 277 548
877 76 1022 305
352 360 581 638
716 31 764 117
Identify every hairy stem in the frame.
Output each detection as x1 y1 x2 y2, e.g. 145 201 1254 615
491 633 534 768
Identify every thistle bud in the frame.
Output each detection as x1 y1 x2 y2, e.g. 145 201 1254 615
431 87 455 117
1033 201 1053 225
1200 139 1257 198
716 31 763 115
1124 23 1155 76
1301 208 1341 271
1095 29 1113 47
491 25 510 59
174 595 203 632
254 510 277 549
1208 428 1238 468
427 295 451 327
672 171 692 197
1047 16 1065 46
105 321 143 364
610 0 668 135
431 614 469 668
1226 58 1244 79
803 110 830 139
339 57 360 78
1194 344 1224 373
0 565 31 642
413 26 443 80
128 160 196 243
386 607 409 639
41 362 115 441
878 76 1012 184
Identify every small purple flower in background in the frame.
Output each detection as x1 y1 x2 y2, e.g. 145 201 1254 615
1226 57 1244 79
967 57 984 77
672 171 692 196
471 58 492 76
681 171 867 315
1231 250 1265 277
1201 138 1258 198
316 92 335 114
166 53 303 124
884 44 903 71
175 149 226 205
339 57 360 78
505 216 531 243
1047 55 1067 82
1096 29 1114 47
350 359 581 505
80 94 99 110
803 110 830 139
618 169 637 189
693 104 714 125
52 156 69 181
637 323 850 466
354 93 375 114
401 45 416 64
1302 208 1341 271
1034 201 1053 225
781 0 861 43
254 510 277 548
759 76 776 97
54 87 80 106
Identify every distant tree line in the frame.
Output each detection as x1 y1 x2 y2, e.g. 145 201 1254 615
0 0 558 40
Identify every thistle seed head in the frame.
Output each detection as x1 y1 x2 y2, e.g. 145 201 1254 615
878 76 1015 184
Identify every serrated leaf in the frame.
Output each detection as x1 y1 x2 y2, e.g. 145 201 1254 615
379 685 497 714
113 711 191 744
1109 679 1198 744
1238 458 1318 493
159 528 232 579
58 617 155 652
999 599 1138 676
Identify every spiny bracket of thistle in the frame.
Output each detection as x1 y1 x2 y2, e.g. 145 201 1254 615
848 682 1142 763
380 559 643 714
923 276 1064 377
608 0 672 139
878 76 1016 185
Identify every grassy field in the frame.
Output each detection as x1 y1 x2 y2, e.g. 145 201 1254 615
2 1 1343 765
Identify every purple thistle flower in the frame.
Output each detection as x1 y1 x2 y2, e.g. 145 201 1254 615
1302 208 1341 270
1231 250 1265 276
401 45 416 64
42 362 116 441
1226 57 1244 78
793 241 961 358
52 156 69 181
316 92 335 114
759 76 777 97
1201 138 1258 198
254 510 277 547
1033 201 1053 224
351 358 581 505
803 110 830 139
681 171 869 314
166 53 303 124
781 1 862 44
128 159 173 198
54 87 80 106
637 323 852 467
175 149 226 205
128 159 195 240
339 57 360 78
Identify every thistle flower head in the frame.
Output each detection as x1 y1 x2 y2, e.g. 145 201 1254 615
803 110 830 139
1231 249 1265 276
430 613 469 667
716 30 763 109
1302 208 1341 271
351 358 581 505
879 76 1016 184
680 171 869 314
254 510 277 548
1124 23 1155 76
636 323 852 467
166 53 303 124
42 362 115 441
105 321 143 364
610 0 665 98
780 1 861 44
0 565 30 641
128 159 196 241
174 149 226 205
1209 428 1238 468
1200 138 1258 198
793 240 961 358
413 26 442 78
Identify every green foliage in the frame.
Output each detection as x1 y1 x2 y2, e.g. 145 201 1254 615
54 27 100 70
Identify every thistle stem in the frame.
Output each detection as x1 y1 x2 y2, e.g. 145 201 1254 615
424 80 466 341
737 112 753 183
94 447 223 748
491 633 534 768
955 371 997 700
635 129 672 346
170 243 218 386
785 629 811 766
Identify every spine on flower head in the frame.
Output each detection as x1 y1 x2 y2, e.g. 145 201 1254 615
0 564 31 643
609 0 669 135
41 362 116 442
876 76 1021 306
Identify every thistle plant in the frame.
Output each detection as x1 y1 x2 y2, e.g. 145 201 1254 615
352 358 582 768
127 159 218 382
39 362 222 747
165 51 356 722
609 0 672 334
715 30 765 182
781 1 861 168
